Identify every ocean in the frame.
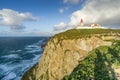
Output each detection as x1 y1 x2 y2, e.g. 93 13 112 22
0 37 49 80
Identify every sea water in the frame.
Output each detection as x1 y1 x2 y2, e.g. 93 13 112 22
0 37 49 80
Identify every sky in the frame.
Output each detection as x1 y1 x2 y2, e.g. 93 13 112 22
0 0 120 36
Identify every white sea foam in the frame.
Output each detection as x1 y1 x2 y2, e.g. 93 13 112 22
9 50 22 53
2 72 16 80
25 43 42 53
25 45 38 49
25 45 40 51
0 38 47 80
33 54 41 61
0 64 10 72
0 60 33 80
0 54 41 80
26 49 41 53
2 54 20 59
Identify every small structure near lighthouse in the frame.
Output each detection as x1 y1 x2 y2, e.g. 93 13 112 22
91 24 101 28
75 19 105 29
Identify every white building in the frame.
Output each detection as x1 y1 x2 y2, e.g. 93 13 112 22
75 19 105 29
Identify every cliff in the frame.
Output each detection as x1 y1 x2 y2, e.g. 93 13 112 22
22 29 120 80
63 40 120 80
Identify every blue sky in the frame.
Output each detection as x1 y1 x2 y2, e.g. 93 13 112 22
0 0 86 36
0 0 120 36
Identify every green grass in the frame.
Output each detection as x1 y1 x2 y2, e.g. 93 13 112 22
53 29 120 40
63 40 120 80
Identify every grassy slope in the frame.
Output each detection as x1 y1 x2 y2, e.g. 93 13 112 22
63 40 120 80
54 29 120 39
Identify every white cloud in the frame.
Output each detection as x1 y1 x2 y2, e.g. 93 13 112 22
63 0 80 4
54 22 68 31
69 0 120 28
59 8 64 13
0 9 37 30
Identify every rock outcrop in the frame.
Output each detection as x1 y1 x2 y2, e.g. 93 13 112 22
22 29 120 80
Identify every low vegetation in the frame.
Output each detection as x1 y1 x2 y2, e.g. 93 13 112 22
54 29 120 40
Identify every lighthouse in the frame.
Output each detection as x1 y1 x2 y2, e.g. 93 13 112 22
75 18 105 29
80 19 84 26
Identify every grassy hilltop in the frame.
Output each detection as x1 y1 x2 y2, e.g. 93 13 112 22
54 29 120 39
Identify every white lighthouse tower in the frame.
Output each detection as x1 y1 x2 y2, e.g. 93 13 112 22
80 19 84 26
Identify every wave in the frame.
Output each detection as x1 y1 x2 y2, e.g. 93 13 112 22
9 50 22 53
2 54 20 59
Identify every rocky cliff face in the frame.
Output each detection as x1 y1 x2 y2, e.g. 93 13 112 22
22 29 120 80
63 41 120 80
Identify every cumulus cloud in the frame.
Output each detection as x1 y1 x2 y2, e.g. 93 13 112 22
54 22 68 31
69 0 120 28
0 9 37 30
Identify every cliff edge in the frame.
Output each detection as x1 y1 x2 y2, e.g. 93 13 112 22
22 29 120 80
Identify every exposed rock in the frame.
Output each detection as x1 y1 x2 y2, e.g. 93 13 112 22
22 29 120 80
